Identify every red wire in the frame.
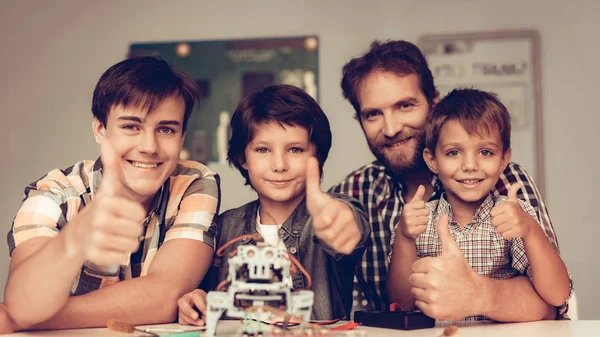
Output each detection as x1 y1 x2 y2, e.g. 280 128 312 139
216 233 262 257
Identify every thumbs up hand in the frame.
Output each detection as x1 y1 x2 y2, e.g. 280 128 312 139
491 183 534 240
398 185 429 240
67 139 146 265
409 214 482 321
305 157 361 255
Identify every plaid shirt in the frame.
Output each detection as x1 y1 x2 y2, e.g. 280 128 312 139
8 158 220 295
391 193 534 321
329 160 562 313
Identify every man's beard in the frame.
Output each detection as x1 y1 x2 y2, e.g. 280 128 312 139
367 131 427 178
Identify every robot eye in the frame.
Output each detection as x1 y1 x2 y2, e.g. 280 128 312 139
246 247 257 259
263 248 275 260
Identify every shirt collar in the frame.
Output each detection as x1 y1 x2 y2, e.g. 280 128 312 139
435 192 496 225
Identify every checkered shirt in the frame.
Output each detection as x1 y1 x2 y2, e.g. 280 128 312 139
329 160 564 314
8 158 220 295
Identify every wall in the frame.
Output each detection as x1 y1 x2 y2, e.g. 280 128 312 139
0 0 598 319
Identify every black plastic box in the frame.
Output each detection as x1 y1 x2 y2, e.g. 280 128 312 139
353 310 435 330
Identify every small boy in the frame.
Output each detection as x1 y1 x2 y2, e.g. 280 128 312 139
387 88 572 321
4 56 219 331
177 85 370 324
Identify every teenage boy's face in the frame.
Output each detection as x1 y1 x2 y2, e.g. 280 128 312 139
242 122 316 210
93 95 185 206
424 120 511 207
357 71 430 176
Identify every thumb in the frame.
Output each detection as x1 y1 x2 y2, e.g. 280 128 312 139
507 182 523 201
99 138 122 197
436 213 459 255
305 157 325 201
410 185 426 203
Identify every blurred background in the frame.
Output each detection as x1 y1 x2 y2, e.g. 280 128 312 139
0 0 598 319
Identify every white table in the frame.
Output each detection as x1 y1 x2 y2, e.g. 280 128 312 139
6 320 600 337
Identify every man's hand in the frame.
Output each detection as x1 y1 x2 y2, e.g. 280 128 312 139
177 289 207 326
491 183 535 240
399 185 429 240
409 214 483 321
67 139 145 265
305 157 361 255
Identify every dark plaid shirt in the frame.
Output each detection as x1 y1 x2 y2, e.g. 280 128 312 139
329 161 562 314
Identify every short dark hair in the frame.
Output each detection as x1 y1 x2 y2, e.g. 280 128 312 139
91 56 200 132
341 40 437 120
425 88 511 153
228 85 332 186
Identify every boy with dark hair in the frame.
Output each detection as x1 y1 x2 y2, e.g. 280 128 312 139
388 88 571 321
177 85 370 323
331 39 569 322
3 56 220 332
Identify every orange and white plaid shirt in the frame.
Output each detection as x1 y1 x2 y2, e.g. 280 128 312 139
8 158 220 295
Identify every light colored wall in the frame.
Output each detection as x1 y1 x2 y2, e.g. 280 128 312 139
1 0 598 319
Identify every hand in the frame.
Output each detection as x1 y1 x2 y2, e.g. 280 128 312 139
67 139 146 265
0 303 19 334
177 289 207 326
409 214 482 321
305 157 361 255
491 183 535 239
398 185 429 240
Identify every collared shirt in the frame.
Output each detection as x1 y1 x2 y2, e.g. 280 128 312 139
206 194 371 320
388 193 573 321
8 158 220 295
329 161 562 314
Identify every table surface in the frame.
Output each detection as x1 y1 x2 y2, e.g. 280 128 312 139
6 320 600 337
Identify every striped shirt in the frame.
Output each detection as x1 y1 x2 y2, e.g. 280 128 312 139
329 161 563 314
8 158 220 295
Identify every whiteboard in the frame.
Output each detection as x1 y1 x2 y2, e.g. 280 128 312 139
419 30 545 195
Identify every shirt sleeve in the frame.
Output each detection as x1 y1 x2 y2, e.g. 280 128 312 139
8 171 75 256
164 166 221 249
510 199 574 319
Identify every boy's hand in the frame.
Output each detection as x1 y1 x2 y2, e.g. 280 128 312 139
67 139 145 265
399 185 429 240
178 289 207 326
491 183 535 239
305 157 361 255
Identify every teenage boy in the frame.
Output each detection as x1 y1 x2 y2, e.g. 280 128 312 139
3 56 220 332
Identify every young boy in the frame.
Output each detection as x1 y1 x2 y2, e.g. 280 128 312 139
387 88 572 321
177 85 370 325
3 56 220 331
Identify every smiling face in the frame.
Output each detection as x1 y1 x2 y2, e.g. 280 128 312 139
357 71 431 176
93 95 185 207
242 122 316 211
424 119 511 208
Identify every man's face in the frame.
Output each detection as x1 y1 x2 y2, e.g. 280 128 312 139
93 95 185 207
357 71 431 176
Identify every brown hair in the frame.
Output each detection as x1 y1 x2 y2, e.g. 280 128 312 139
425 88 511 153
341 40 436 120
